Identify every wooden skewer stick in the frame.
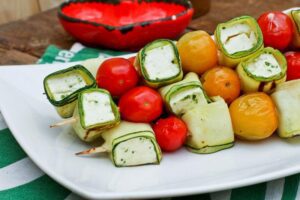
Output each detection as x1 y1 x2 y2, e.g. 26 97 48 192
50 117 77 128
75 146 108 156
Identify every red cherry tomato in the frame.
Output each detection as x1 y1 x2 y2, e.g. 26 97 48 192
118 86 163 122
127 56 136 65
153 116 187 152
285 51 300 81
258 11 294 50
96 58 139 97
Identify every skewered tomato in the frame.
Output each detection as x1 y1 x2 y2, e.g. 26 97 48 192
257 11 294 51
177 31 218 75
119 86 163 123
285 52 300 81
153 116 187 152
229 92 278 140
202 66 241 104
96 58 139 97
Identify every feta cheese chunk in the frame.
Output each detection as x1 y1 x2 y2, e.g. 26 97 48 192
221 24 257 54
247 53 281 78
144 44 180 80
81 92 115 128
47 72 87 101
169 87 204 116
160 72 208 116
236 47 287 93
137 39 183 88
103 121 162 167
72 88 120 142
114 137 157 167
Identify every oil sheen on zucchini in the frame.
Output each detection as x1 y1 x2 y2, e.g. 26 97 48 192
136 39 183 88
102 121 162 167
214 16 264 67
182 97 234 154
72 88 120 142
159 72 210 116
237 47 287 93
271 80 300 138
43 65 96 118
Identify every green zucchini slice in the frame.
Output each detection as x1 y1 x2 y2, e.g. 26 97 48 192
136 39 183 88
215 16 264 67
271 80 300 138
72 88 120 142
96 121 162 167
289 9 300 48
182 97 234 154
237 47 287 93
43 65 96 118
159 72 210 116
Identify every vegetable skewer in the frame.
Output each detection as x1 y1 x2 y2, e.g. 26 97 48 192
51 88 120 142
76 121 162 167
44 65 96 118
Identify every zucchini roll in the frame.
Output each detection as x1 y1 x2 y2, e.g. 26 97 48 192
44 65 96 118
236 47 287 93
215 16 264 67
159 72 209 116
77 121 162 167
72 88 120 142
288 9 300 48
182 97 234 154
135 39 183 88
271 80 300 138
81 58 104 77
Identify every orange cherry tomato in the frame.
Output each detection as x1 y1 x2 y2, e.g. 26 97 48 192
229 92 278 141
177 31 218 75
202 66 241 104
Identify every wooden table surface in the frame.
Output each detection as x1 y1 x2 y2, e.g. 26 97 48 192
0 0 299 65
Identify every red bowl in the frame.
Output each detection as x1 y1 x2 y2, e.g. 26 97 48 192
58 0 193 51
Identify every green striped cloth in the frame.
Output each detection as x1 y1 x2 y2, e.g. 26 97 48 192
0 43 299 200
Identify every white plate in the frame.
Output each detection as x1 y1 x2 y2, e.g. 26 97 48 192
1 61 300 199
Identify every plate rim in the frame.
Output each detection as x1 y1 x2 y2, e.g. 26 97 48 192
1 63 300 199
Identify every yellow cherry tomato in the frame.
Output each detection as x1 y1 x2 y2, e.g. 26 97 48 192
229 92 278 140
177 31 218 75
202 66 241 104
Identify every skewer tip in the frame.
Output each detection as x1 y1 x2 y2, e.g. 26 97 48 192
75 146 107 156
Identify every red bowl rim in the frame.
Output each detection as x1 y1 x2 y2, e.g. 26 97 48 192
58 0 193 33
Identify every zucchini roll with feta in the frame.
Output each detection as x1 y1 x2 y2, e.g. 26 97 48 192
288 9 300 48
182 97 234 154
135 39 183 88
76 121 162 167
51 88 120 142
159 72 209 116
215 16 264 67
236 47 287 93
44 65 96 118
271 80 300 138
